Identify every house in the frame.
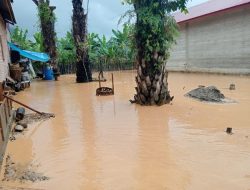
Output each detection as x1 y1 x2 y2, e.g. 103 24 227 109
168 0 250 74
0 0 16 82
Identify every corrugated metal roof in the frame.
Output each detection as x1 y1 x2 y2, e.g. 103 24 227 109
174 0 250 23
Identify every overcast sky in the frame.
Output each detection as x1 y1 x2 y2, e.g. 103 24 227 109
12 0 208 39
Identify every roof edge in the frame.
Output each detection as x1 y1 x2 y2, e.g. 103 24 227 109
174 0 250 24
0 0 16 24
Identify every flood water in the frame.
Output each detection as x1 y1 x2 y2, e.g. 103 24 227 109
1 71 250 190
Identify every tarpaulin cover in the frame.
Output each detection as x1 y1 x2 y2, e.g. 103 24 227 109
8 42 50 62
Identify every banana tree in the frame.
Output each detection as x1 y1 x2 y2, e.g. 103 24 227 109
57 32 77 74
30 32 44 52
111 25 135 69
11 26 30 49
87 27 135 71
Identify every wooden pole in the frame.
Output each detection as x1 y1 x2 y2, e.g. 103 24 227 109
3 94 43 115
0 82 3 101
111 73 114 94
98 73 101 88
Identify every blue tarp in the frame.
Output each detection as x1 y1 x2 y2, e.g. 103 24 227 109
8 42 50 62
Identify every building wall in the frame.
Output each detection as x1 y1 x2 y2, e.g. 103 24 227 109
0 15 10 81
167 5 250 74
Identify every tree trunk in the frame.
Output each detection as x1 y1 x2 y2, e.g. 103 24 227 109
37 0 57 68
72 0 92 83
133 64 173 106
132 1 174 106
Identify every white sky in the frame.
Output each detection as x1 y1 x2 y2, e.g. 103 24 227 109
12 0 208 38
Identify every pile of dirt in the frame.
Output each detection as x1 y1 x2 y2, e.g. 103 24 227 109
9 113 55 141
2 155 49 183
185 86 225 102
20 113 55 125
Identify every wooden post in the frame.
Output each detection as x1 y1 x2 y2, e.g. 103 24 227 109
0 106 5 141
0 114 4 141
3 95 43 115
0 82 3 101
98 73 101 88
3 102 8 125
111 73 114 94
6 98 11 116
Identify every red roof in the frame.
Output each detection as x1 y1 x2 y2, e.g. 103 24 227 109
174 0 250 23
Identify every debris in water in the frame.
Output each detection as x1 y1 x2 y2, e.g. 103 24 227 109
129 99 136 104
17 121 28 128
9 135 16 141
10 113 54 140
226 127 233 134
16 107 25 121
14 125 24 132
185 86 225 102
19 113 55 125
2 155 49 183
229 84 236 90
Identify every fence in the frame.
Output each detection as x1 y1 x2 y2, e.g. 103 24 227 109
58 61 136 75
0 92 14 166
58 62 76 75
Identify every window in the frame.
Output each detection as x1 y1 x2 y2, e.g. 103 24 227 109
0 35 5 61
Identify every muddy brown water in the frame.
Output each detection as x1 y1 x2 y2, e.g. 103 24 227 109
0 71 250 190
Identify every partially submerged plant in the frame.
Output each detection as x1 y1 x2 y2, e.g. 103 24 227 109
122 0 188 105
72 0 92 82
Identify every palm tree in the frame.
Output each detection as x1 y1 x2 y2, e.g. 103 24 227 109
72 0 92 83
32 0 58 68
123 0 188 105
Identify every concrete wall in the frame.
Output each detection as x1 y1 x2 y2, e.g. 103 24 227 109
167 5 250 74
0 15 10 82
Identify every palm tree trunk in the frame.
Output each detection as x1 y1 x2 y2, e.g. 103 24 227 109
131 1 173 106
133 64 173 105
37 0 58 68
72 0 92 83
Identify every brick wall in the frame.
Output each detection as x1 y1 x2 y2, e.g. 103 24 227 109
167 5 250 74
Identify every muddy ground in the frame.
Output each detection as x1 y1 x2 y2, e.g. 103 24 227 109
18 113 55 125
2 155 49 183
